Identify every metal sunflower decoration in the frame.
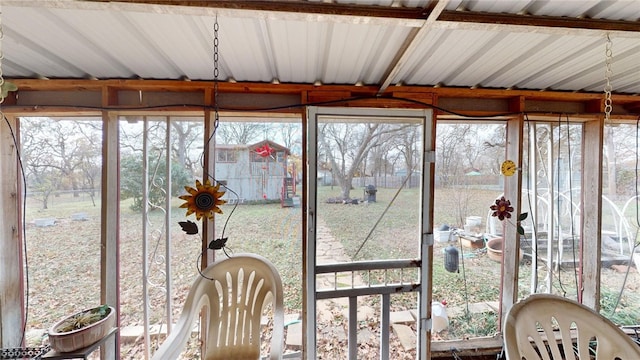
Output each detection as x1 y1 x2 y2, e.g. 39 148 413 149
490 196 528 235
178 179 230 251
179 179 227 220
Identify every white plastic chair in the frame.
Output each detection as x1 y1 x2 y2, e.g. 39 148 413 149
152 253 284 360
503 293 640 359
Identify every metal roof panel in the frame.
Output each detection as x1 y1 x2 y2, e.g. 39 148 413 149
3 0 640 94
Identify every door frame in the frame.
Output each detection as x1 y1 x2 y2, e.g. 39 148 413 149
305 106 435 359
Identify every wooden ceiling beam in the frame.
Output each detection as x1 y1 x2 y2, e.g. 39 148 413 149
96 1 640 32
7 78 633 101
375 0 450 95
93 0 437 20
438 10 640 33
6 79 640 118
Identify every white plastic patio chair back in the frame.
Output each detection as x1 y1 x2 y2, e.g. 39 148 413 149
503 294 640 360
152 253 284 360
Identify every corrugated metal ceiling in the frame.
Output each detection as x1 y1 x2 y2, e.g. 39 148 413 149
3 0 640 94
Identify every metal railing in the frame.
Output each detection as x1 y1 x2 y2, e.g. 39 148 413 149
315 259 423 360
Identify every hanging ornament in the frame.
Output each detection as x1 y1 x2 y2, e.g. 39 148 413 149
255 143 275 158
179 179 227 220
444 245 459 273
490 196 514 220
501 159 516 176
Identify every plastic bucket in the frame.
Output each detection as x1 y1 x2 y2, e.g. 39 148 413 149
434 230 451 242
465 216 482 227
431 302 449 332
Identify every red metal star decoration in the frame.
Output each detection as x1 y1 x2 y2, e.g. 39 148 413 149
255 143 274 158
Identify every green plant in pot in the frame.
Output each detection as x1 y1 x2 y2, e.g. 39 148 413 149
48 304 115 353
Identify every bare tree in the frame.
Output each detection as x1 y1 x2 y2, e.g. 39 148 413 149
21 118 101 208
276 123 301 154
75 122 102 205
217 122 265 144
390 124 421 186
436 124 473 187
367 142 389 187
482 125 507 174
320 122 412 200
171 120 202 172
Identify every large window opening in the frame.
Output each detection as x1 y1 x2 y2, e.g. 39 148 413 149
118 115 205 358
21 117 103 344
212 117 303 358
517 121 584 301
429 118 636 346
432 122 505 340
120 115 304 358
600 121 640 325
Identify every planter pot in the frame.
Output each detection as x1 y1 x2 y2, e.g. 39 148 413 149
460 235 484 249
486 237 522 263
48 305 115 353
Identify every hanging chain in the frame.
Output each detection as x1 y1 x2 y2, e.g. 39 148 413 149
603 34 613 122
0 3 5 107
213 17 220 129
